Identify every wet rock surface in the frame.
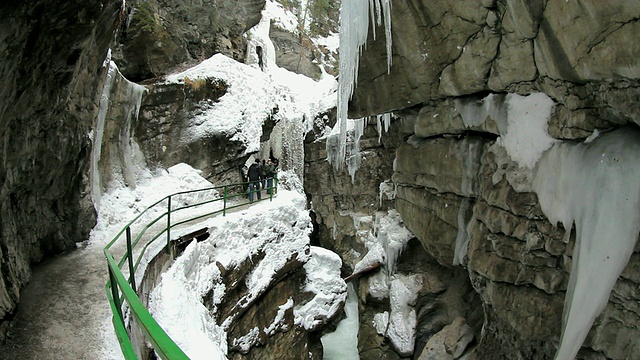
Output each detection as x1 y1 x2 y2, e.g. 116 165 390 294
304 1 640 358
0 0 119 340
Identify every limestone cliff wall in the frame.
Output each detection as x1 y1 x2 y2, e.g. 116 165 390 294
306 1 640 359
0 0 121 338
0 0 267 341
112 0 265 81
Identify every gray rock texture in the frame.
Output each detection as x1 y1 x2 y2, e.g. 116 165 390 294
304 0 640 359
112 0 265 81
270 23 323 80
0 0 119 339
135 78 258 185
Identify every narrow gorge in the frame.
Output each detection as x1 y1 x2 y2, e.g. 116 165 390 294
1 1 639 359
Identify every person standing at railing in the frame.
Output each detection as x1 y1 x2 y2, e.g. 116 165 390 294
248 158 262 201
264 158 276 194
259 159 267 190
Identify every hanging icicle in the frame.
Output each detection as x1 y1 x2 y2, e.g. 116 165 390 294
328 0 393 171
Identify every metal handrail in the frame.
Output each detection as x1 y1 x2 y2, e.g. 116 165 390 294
104 175 278 359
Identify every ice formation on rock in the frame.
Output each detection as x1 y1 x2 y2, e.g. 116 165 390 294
330 0 393 171
533 127 640 360
91 60 147 209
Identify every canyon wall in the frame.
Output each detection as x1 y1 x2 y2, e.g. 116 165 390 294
0 0 266 341
0 0 120 339
305 1 640 359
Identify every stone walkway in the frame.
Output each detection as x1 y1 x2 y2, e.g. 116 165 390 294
0 190 273 359
0 239 124 360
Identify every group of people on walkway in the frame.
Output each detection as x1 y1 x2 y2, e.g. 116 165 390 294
247 158 278 201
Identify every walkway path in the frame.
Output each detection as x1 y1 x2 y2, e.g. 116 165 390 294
0 189 272 359
0 239 123 359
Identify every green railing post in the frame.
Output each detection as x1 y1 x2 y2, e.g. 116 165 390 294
106 179 285 359
126 227 136 291
108 266 124 323
223 185 228 216
166 195 172 255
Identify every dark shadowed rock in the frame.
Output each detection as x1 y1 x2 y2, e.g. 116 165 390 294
112 0 266 81
0 0 120 338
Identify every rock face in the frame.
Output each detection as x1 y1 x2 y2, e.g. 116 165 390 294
0 0 121 339
135 78 254 185
0 0 267 343
270 22 323 80
112 0 266 81
305 1 640 359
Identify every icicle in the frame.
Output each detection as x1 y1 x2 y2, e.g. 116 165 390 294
91 61 118 209
91 59 149 207
369 0 377 40
383 112 391 132
332 219 337 241
532 127 640 360
382 0 393 73
120 80 148 188
346 117 366 181
453 198 471 265
329 0 393 171
375 112 392 142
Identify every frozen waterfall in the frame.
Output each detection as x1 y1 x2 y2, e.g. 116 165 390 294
533 127 640 360
329 0 393 171
91 60 147 209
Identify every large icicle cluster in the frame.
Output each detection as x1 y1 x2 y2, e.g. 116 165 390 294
330 0 393 171
91 61 117 209
454 92 640 357
533 127 640 360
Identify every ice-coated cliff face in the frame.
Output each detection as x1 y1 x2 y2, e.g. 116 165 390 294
303 0 640 359
3 0 640 358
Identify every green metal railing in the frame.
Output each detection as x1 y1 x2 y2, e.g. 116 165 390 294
104 177 278 359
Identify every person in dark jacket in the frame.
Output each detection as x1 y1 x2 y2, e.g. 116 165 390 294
260 159 267 189
264 159 276 194
247 159 262 201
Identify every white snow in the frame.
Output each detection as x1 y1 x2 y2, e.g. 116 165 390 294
242 8 337 178
114 179 347 358
295 246 348 330
87 4 392 359
456 92 557 169
349 209 413 282
164 54 279 153
133 183 348 359
341 208 419 355
265 299 294 335
498 93 557 169
386 274 423 354
373 311 390 335
264 0 299 34
315 33 340 53
377 210 414 274
92 51 341 360
379 180 396 207
532 127 640 360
